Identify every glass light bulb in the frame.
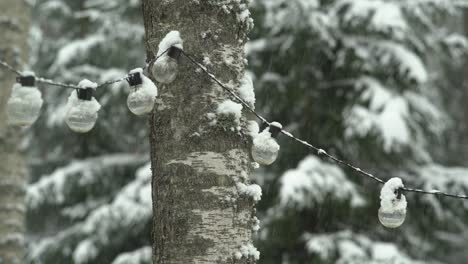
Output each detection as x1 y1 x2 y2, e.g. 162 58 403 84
378 207 406 228
127 86 155 115
252 133 280 165
152 56 178 84
65 100 98 133
7 84 43 127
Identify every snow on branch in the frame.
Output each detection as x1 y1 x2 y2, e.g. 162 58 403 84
403 165 468 220
74 163 152 263
27 154 147 210
80 163 151 236
111 247 151 264
344 76 444 154
344 77 411 153
303 230 426 264
50 35 106 73
337 0 408 36
29 163 152 263
280 156 365 208
375 41 428 84
73 239 98 264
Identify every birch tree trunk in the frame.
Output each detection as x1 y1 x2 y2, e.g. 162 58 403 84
0 1 31 263
142 1 257 263
464 10 468 166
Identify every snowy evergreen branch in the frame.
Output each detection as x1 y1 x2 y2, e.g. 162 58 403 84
28 163 152 264
303 230 428 264
111 247 151 264
27 153 147 211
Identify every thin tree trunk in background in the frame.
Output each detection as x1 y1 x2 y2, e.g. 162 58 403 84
0 0 31 263
464 10 468 166
142 1 256 263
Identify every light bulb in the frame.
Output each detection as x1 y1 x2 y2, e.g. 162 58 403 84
65 80 101 133
152 55 178 84
378 177 407 228
126 68 158 115
378 207 406 228
7 74 43 127
65 101 99 133
127 87 155 115
252 130 280 165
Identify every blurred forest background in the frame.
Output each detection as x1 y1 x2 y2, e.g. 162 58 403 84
5 0 468 263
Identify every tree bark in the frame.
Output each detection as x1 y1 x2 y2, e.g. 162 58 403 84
464 10 468 166
0 0 31 263
142 1 257 263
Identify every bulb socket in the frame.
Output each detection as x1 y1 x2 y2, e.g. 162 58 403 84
395 188 403 200
260 122 282 138
269 123 282 138
167 46 182 60
260 122 269 133
127 72 143 87
77 88 94 101
17 76 35 87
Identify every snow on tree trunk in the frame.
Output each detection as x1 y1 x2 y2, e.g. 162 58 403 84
142 1 256 263
0 1 31 263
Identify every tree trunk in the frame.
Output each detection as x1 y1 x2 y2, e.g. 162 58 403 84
142 1 257 263
464 10 468 166
0 0 31 263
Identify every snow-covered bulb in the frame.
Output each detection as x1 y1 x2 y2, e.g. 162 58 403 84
65 80 101 133
378 177 407 228
151 31 183 84
126 68 158 115
152 55 179 84
251 122 282 166
7 72 43 127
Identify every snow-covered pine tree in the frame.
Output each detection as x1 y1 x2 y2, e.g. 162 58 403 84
142 0 259 263
26 0 153 263
248 0 468 263
0 1 32 263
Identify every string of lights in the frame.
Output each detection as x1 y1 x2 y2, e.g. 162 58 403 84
179 50 468 201
0 49 171 90
1 47 468 203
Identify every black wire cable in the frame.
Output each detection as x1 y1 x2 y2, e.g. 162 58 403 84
1 48 468 200
0 60 22 75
